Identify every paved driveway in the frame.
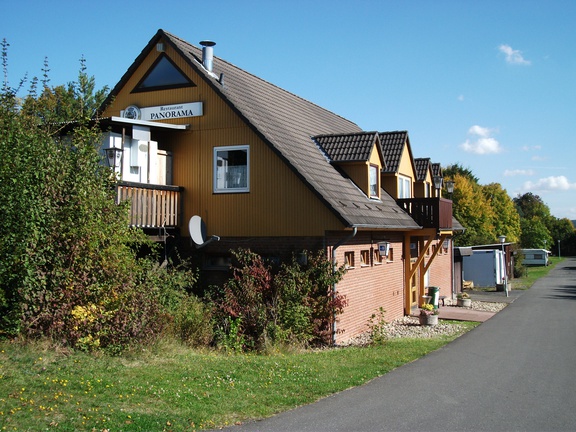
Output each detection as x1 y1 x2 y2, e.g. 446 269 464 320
227 258 576 432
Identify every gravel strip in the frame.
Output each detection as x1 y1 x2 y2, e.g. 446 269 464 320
341 300 508 346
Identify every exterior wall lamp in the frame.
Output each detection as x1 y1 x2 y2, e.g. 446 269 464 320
433 176 443 197
105 147 123 170
445 180 455 197
378 241 391 258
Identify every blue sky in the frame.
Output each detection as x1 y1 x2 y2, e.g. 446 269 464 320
3 0 576 220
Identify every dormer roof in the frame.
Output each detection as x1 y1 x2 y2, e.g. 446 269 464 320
414 158 432 181
313 132 383 165
379 131 410 174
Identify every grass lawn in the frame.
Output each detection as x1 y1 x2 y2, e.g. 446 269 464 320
512 256 562 290
0 322 477 431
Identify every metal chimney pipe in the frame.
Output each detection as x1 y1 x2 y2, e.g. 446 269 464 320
200 40 216 72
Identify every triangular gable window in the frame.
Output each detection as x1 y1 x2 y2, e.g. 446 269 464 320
132 54 195 93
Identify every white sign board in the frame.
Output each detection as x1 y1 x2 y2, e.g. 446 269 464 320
122 102 203 121
141 102 203 120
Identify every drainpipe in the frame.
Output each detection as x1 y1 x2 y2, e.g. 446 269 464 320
331 227 357 345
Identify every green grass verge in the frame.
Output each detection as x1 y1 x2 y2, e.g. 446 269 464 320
512 256 563 290
0 322 477 431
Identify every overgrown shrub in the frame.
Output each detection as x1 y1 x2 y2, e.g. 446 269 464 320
0 42 200 353
210 248 346 351
171 294 213 348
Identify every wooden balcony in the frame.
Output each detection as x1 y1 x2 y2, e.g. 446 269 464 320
396 197 453 230
116 181 183 228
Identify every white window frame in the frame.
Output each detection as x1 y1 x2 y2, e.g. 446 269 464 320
398 175 412 198
213 145 250 193
369 164 379 199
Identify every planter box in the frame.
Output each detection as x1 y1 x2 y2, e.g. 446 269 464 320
457 298 472 307
419 314 439 326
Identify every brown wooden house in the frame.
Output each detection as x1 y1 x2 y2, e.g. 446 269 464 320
99 29 461 343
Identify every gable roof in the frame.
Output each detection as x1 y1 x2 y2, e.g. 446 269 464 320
379 131 414 174
104 30 420 231
414 158 432 181
313 132 383 164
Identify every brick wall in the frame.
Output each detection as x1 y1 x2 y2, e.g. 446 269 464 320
428 240 454 301
326 232 406 344
178 232 455 345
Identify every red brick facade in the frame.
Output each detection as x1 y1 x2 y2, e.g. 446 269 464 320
195 232 454 345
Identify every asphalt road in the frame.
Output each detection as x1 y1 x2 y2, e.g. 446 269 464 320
227 257 576 432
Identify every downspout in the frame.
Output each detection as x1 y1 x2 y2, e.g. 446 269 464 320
331 227 357 345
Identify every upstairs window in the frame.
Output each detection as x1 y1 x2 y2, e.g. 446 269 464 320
398 175 412 198
214 145 250 193
132 54 196 93
369 164 379 198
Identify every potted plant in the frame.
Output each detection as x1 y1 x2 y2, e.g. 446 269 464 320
419 303 439 326
457 292 472 308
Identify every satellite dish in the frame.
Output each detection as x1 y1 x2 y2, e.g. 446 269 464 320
189 215 220 249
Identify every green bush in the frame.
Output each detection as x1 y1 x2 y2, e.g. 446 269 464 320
171 294 213 347
0 42 201 353
210 249 346 351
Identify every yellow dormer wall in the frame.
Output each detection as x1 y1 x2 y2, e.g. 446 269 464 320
334 144 383 199
381 144 416 199
397 145 415 183
414 167 433 198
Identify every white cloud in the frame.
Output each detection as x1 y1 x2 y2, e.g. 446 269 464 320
468 125 491 137
459 125 503 155
522 145 542 151
457 94 465 102
499 44 531 65
504 169 534 177
521 176 576 192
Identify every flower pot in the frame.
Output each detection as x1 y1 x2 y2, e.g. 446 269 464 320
419 314 438 326
457 298 472 308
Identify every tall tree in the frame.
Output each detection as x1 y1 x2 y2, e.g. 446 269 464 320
513 192 552 222
519 217 553 249
483 183 521 244
449 172 495 246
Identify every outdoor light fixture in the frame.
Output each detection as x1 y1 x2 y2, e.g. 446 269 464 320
378 241 391 258
433 176 443 196
105 147 123 170
446 180 455 196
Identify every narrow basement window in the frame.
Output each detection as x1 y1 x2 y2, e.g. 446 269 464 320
361 250 370 267
344 251 355 269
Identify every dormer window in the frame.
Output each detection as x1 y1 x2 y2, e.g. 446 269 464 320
398 175 412 198
369 164 379 199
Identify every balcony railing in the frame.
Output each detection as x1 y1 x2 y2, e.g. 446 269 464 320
116 181 183 228
396 197 453 230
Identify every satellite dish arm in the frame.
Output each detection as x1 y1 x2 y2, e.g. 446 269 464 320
195 235 220 249
189 216 220 249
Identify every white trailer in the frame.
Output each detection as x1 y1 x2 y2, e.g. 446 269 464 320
520 249 549 266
